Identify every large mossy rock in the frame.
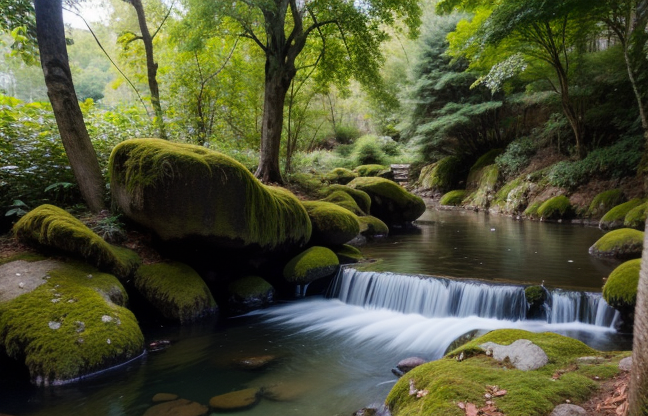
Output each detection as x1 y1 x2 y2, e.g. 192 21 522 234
357 215 389 237
227 276 274 313
466 150 502 189
321 185 372 214
464 165 499 209
134 262 217 324
0 263 144 385
493 178 534 215
589 228 644 259
324 167 358 184
416 156 461 193
320 191 366 216
13 205 140 279
354 164 389 177
334 244 364 264
348 177 426 225
537 196 573 220
283 246 339 284
109 139 311 251
624 202 648 230
587 189 624 219
301 201 360 245
603 259 641 313
599 198 644 231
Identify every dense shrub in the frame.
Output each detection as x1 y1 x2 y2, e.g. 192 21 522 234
352 135 389 166
495 137 537 178
334 125 362 144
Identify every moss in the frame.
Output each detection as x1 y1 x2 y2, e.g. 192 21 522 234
320 191 366 216
357 215 390 237
464 165 499 209
13 205 141 278
324 167 358 184
134 262 217 324
467 150 503 188
440 190 468 206
603 259 641 310
537 196 573 220
228 276 273 298
624 202 648 230
387 330 608 416
589 228 644 259
354 164 389 177
600 198 645 230
0 252 46 266
587 189 624 218
0 263 144 385
109 139 311 251
417 156 461 192
283 246 339 284
524 286 547 305
348 177 426 224
209 388 260 410
334 244 363 263
302 201 360 245
493 178 532 214
320 185 372 214
524 201 542 218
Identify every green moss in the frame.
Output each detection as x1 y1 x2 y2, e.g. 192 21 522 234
387 330 607 416
417 156 461 192
587 189 624 218
324 168 358 184
283 246 339 284
537 196 573 220
600 198 645 230
357 215 390 237
440 190 468 206
603 259 641 310
109 139 311 250
13 205 141 278
524 201 542 218
348 177 426 224
320 191 366 216
589 228 644 259
134 262 217 324
0 252 46 266
354 164 389 177
228 276 273 298
334 244 363 263
302 201 360 245
0 263 144 385
524 286 546 305
320 185 372 214
493 178 532 214
624 202 648 230
467 150 503 188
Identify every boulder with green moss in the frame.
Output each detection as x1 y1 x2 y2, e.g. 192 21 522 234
109 139 311 251
524 201 542 219
440 190 467 206
525 286 548 319
13 205 141 279
537 196 573 220
324 168 358 184
466 150 503 189
134 262 217 324
603 259 640 314
464 165 500 209
283 246 339 284
302 201 360 245
589 228 644 259
0 262 144 385
587 189 624 219
386 329 620 416
624 202 648 230
334 244 364 264
357 215 389 237
599 198 644 230
493 178 534 215
353 164 389 177
320 191 366 216
320 185 372 214
227 276 274 313
348 177 426 225
416 156 461 193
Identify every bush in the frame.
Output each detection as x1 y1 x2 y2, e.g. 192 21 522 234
495 137 537 178
352 135 388 166
334 125 362 144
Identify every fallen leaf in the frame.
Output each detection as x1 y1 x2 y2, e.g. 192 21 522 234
493 389 507 397
465 402 478 416
457 402 466 410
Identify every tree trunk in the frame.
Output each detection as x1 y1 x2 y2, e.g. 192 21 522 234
34 0 105 212
629 217 648 415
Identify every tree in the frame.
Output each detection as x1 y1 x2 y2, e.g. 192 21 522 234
188 0 421 183
629 218 648 415
34 0 105 212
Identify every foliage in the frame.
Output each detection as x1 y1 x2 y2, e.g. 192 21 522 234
352 135 389 166
334 125 362 144
495 137 538 178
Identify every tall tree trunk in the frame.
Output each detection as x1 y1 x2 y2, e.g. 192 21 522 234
629 217 648 415
129 0 166 140
34 0 105 212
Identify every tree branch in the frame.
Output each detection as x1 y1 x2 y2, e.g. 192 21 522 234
152 0 176 40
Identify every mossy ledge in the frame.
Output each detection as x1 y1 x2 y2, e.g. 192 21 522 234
587 189 624 219
301 201 360 246
109 139 311 251
603 258 641 312
320 185 372 214
589 228 644 259
348 177 426 225
334 244 364 263
13 204 141 279
283 246 339 284
134 262 217 324
599 198 644 231
417 156 461 193
0 263 144 385
537 195 573 220
440 190 468 206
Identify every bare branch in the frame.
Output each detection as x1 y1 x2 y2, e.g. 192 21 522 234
152 0 176 40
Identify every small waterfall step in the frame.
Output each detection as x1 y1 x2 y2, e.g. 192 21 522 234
390 164 410 186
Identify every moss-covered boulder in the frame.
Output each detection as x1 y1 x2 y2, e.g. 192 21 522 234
321 185 372 214
109 139 311 251
13 205 141 279
348 177 426 225
324 167 358 184
354 164 389 177
525 285 548 319
416 156 461 193
493 178 534 215
466 150 503 189
589 228 644 259
320 191 366 216
440 190 467 206
301 201 360 245
386 329 614 416
209 388 260 411
0 263 144 385
624 202 648 230
227 276 274 313
357 215 390 237
603 259 641 313
599 198 645 231
334 244 363 264
537 196 573 220
587 189 624 219
524 201 542 219
134 262 217 324
283 246 339 284
464 165 499 209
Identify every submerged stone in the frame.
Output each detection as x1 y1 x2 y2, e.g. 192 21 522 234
152 393 180 402
233 354 277 370
209 388 260 411
143 398 208 416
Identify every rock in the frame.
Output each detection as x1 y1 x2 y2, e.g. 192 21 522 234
353 403 392 416
354 164 390 177
396 357 426 373
233 354 277 370
416 156 461 194
13 205 141 279
525 285 548 319
624 202 648 230
283 246 339 284
152 393 179 402
321 185 372 214
109 138 311 252
228 276 274 314
537 196 573 221
135 262 217 324
589 228 644 259
143 398 208 416
348 177 426 225
357 215 389 237
619 356 633 372
302 201 360 245
353 408 377 416
321 190 366 216
599 199 645 230
549 403 587 416
0 259 61 303
324 167 358 184
603 259 641 314
464 163 500 210
440 190 468 206
334 244 364 264
261 381 311 401
587 189 625 219
479 339 549 371
209 388 260 411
